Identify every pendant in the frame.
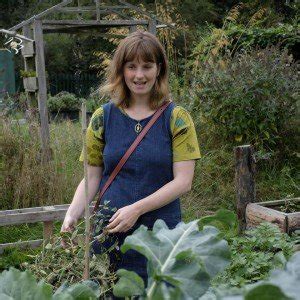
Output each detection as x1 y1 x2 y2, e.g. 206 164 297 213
135 122 142 133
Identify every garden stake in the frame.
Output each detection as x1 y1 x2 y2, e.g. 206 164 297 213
82 102 90 280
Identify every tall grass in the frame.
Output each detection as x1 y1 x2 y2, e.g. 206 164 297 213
0 118 83 210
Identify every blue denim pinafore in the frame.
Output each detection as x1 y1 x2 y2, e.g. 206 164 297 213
92 101 181 284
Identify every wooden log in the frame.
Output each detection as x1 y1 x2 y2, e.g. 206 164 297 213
9 0 73 31
246 203 288 232
0 239 43 254
33 19 51 163
287 212 300 234
235 145 256 233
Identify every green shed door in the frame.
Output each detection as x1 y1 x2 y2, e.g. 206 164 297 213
0 50 16 98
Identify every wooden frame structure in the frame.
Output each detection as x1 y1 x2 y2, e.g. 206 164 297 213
2 0 174 161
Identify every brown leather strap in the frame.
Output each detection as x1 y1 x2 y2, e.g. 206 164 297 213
93 100 171 213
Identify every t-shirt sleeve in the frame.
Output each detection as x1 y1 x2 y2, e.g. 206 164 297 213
79 107 105 166
170 106 201 162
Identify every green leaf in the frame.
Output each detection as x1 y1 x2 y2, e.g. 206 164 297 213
0 268 52 300
53 281 99 300
120 220 230 298
198 209 238 238
113 269 145 297
245 284 289 300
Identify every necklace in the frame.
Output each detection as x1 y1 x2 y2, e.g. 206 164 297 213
121 106 143 134
135 122 142 133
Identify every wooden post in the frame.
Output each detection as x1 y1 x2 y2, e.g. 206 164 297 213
235 145 256 233
95 0 101 21
43 221 54 243
82 102 90 280
148 19 157 35
33 19 51 162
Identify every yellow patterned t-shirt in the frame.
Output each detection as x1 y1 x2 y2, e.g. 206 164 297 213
79 105 201 166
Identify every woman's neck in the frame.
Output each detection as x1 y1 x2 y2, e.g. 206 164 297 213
127 94 152 112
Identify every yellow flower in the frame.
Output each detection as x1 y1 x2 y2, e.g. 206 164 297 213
235 135 243 142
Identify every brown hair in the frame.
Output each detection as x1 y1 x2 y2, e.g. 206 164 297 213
100 31 170 109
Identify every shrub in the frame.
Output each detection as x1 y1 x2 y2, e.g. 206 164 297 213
193 46 299 157
47 91 82 112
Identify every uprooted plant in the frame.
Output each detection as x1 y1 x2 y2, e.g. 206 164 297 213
24 201 118 297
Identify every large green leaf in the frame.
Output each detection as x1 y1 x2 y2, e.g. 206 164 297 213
119 220 230 299
113 269 145 297
0 268 100 300
0 268 52 300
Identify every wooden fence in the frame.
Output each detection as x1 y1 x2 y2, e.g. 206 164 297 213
0 202 95 254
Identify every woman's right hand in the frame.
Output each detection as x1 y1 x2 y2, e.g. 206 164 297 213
60 215 78 248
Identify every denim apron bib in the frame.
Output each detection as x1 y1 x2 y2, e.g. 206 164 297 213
92 101 181 284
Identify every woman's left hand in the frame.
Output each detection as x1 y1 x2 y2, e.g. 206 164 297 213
106 204 141 233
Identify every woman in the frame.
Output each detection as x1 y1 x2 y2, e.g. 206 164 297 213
61 31 201 285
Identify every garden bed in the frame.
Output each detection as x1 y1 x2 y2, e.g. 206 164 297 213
246 198 300 234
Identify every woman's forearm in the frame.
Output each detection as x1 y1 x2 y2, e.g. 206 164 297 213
132 178 191 216
65 177 100 220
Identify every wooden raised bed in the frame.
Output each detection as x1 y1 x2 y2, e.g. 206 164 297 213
246 198 300 234
235 145 299 234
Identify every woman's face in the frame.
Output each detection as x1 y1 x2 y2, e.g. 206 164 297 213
123 58 160 99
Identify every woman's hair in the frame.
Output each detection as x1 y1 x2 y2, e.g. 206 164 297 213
100 31 169 109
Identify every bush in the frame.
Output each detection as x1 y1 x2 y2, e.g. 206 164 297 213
47 91 82 112
193 46 299 157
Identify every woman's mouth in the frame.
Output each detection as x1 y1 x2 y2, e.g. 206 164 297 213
134 81 147 86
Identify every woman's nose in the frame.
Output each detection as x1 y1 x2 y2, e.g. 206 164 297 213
135 67 144 78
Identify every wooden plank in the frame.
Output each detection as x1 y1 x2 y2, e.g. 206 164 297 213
235 145 256 233
258 198 300 207
57 6 126 12
43 25 127 36
246 203 288 232
42 19 148 26
0 239 43 254
287 212 300 234
0 203 96 226
0 29 34 43
9 0 73 31
0 209 67 226
33 19 51 163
